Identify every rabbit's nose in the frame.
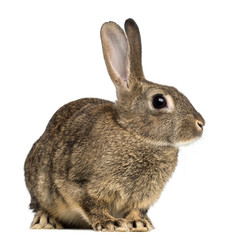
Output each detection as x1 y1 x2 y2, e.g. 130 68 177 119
193 111 205 131
196 120 204 131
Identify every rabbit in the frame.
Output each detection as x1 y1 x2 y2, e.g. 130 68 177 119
24 18 205 232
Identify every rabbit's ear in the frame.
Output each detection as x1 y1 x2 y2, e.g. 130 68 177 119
101 22 130 88
124 18 144 80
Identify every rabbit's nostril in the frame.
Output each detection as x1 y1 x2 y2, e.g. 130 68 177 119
196 120 203 130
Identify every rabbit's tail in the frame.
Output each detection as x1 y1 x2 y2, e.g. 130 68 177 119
29 196 40 212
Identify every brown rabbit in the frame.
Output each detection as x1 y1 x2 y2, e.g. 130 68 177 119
24 18 205 232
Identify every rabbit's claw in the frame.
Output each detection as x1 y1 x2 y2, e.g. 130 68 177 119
31 211 63 229
93 219 128 232
127 219 154 232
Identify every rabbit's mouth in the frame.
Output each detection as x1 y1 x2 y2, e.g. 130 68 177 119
174 136 201 147
138 136 201 148
174 124 204 147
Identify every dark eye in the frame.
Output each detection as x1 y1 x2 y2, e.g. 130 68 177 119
152 94 167 109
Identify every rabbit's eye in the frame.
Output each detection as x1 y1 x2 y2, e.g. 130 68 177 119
152 94 167 109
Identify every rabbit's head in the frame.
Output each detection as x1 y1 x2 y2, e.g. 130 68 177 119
101 19 205 147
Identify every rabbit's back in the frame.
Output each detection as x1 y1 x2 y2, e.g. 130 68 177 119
44 98 111 138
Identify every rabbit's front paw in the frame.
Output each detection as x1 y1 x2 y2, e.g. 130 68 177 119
93 219 128 232
127 219 153 232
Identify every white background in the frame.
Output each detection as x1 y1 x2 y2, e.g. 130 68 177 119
0 0 247 239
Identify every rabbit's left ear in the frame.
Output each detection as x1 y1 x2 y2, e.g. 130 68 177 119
124 18 145 80
101 21 131 89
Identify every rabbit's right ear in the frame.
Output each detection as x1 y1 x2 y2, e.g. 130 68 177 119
124 19 144 80
101 22 130 89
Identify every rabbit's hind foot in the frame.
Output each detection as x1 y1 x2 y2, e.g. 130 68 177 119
31 211 63 229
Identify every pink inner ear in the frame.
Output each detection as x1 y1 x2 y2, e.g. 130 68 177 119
108 32 128 83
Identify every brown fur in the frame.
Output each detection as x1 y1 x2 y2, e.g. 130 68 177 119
24 19 205 231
